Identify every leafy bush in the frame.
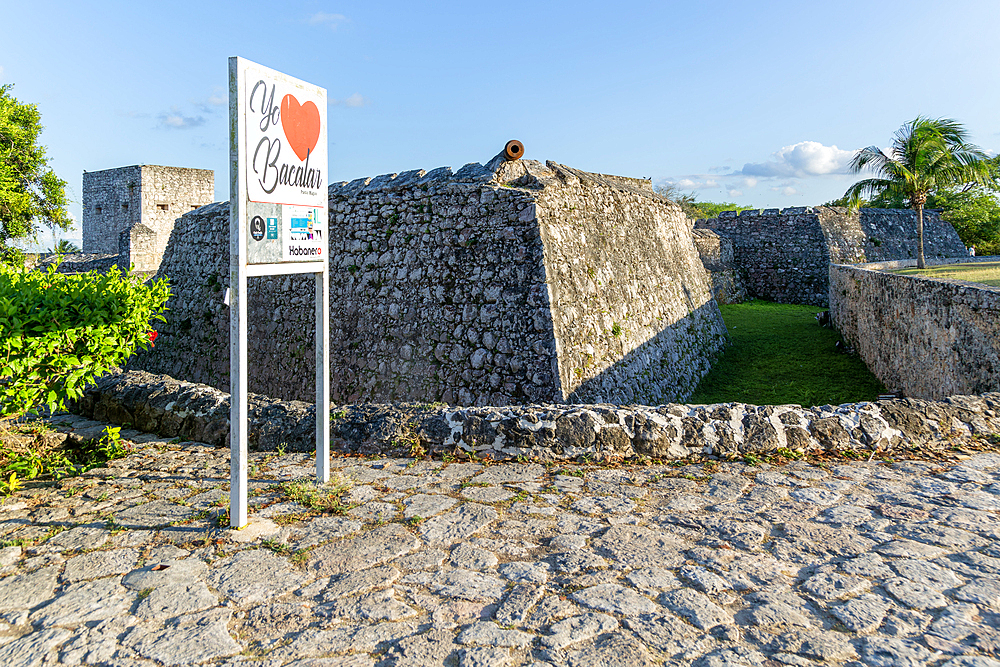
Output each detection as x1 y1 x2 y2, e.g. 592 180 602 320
0 261 170 419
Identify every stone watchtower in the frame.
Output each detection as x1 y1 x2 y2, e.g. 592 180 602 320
82 165 214 271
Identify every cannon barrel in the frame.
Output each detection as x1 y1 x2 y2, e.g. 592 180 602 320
504 140 524 161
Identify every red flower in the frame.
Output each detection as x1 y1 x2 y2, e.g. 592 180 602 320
148 330 158 347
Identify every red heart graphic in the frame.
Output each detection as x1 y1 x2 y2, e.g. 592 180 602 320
280 94 321 162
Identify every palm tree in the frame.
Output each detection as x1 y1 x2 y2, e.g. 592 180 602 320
843 117 992 268
51 239 80 254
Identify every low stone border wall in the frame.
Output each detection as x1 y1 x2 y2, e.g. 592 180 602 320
830 257 1000 400
71 371 1000 461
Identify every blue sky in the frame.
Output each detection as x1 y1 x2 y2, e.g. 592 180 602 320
3 0 999 248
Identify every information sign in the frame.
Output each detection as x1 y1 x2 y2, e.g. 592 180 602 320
229 57 330 528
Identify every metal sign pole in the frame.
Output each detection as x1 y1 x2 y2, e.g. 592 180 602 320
229 56 329 528
316 270 330 483
229 57 249 528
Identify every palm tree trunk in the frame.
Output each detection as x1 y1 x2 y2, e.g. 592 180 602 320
916 204 926 269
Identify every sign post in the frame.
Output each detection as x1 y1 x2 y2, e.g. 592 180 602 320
229 57 329 528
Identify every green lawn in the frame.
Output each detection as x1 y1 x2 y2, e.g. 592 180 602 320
892 261 1000 287
689 300 885 406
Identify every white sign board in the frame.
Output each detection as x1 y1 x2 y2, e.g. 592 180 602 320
229 57 330 529
239 61 328 265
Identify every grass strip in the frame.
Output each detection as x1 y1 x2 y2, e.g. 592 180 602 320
689 300 884 406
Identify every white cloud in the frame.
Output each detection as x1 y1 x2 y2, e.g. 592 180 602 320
158 109 205 129
330 93 369 108
741 141 855 178
771 185 799 196
309 12 348 29
344 93 366 107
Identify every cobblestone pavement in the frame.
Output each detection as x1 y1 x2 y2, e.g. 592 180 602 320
1 414 1000 666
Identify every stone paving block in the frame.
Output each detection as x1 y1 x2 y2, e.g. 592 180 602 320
882 607 932 637
58 616 144 664
494 583 545 626
570 496 636 515
38 524 110 553
420 503 499 544
861 636 933 667
622 612 697 652
592 525 686 569
954 578 1000 609
134 580 218 620
31 576 135 628
291 515 364 550
451 543 499 571
660 588 732 630
695 517 768 550
0 626 72 667
691 645 768 667
403 493 458 518
572 583 659 616
564 632 658 667
472 463 546 485
541 612 619 650
457 621 533 648
461 486 516 503
380 627 460 667
122 557 208 589
0 565 59 612
62 548 141 582
802 571 871 600
498 561 548 584
877 538 951 559
207 549 308 605
309 523 419 575
0 546 21 568
459 646 512 667
891 558 964 589
123 607 241 665
680 566 732 595
884 577 950 610
319 586 419 621
817 504 876 526
319 565 400 600
115 500 196 528
429 569 506 601
830 593 892 634
551 550 609 574
626 567 681 594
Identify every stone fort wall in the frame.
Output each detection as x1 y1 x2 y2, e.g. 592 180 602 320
695 206 967 306
830 258 1000 400
128 157 727 406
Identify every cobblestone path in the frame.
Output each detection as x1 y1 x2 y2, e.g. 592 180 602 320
1 414 999 666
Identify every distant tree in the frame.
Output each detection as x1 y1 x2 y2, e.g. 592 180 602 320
50 239 80 254
655 184 755 220
0 84 71 249
843 117 992 268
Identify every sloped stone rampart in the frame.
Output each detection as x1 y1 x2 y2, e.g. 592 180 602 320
830 258 1000 400
128 157 725 407
72 371 1000 460
696 207 967 306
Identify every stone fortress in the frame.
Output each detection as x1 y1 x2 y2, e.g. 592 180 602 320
82 165 214 272
75 149 986 406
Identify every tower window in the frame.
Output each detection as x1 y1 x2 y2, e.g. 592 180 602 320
157 203 169 211
95 206 102 215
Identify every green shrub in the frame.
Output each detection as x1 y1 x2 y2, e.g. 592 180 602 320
0 261 170 419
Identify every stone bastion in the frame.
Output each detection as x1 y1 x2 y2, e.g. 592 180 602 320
695 207 967 306
128 156 728 407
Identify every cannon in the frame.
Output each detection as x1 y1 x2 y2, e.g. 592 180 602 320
503 140 524 161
